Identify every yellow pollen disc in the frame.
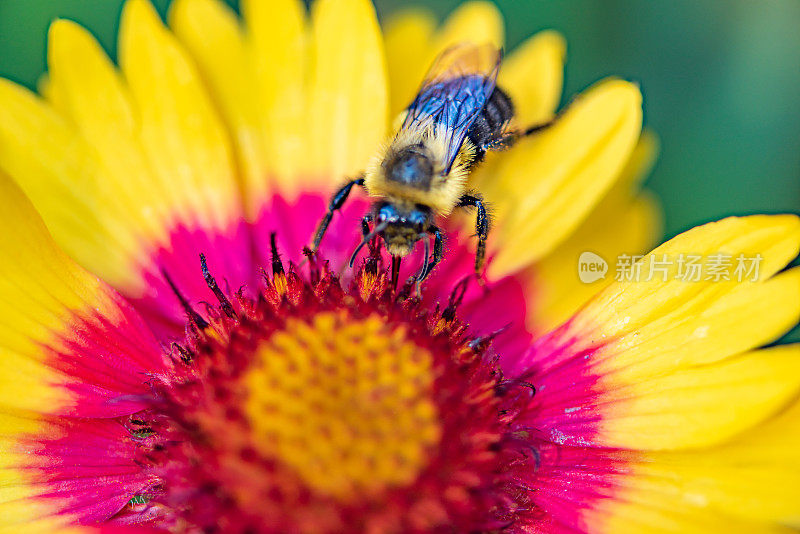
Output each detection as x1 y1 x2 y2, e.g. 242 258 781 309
244 311 442 501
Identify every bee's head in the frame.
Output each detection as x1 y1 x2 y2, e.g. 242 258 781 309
383 145 434 190
374 202 431 257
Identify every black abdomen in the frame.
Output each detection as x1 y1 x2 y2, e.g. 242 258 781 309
467 87 515 160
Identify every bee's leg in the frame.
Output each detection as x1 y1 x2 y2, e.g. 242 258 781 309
417 236 431 280
311 175 365 252
421 225 444 282
412 236 432 297
457 194 489 279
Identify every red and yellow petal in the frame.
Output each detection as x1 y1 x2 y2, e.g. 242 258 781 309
0 1 261 336
1 417 155 532
522 215 800 452
0 173 161 529
0 171 162 417
581 378 800 532
0 1 245 294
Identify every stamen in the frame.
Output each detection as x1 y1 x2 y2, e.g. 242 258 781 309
391 255 402 289
469 322 512 352
170 341 194 364
442 276 471 323
269 233 284 278
350 221 388 268
161 267 209 329
200 253 236 319
270 233 288 296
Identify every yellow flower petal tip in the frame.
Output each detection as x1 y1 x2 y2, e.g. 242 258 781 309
121 0 163 32
169 0 224 28
575 214 800 340
500 30 567 125
47 18 84 48
434 1 505 50
488 78 643 278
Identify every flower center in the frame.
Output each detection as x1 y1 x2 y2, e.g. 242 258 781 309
243 310 441 500
135 251 539 533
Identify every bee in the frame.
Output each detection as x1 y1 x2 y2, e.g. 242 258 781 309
311 43 548 286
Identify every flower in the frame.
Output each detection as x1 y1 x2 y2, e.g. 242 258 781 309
0 0 797 533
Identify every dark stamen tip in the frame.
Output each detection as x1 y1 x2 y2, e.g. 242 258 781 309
270 232 285 277
199 254 236 319
171 342 194 364
161 267 209 329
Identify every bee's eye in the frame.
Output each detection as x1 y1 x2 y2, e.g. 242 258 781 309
408 211 427 232
377 205 396 222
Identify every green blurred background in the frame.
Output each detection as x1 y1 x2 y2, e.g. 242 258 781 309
0 0 798 335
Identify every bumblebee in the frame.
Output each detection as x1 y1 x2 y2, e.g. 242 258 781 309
312 43 547 286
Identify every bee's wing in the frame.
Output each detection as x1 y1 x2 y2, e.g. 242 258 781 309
401 43 502 174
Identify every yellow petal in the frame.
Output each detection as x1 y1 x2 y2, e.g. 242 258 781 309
431 1 504 53
170 0 276 217
0 174 81 415
0 170 146 415
0 77 135 288
307 0 388 183
573 215 800 342
242 0 308 200
599 342 800 449
595 266 800 382
545 215 800 450
589 492 795 534
593 376 800 531
119 0 240 230
499 30 566 126
487 79 643 277
384 8 437 118
531 191 661 331
47 20 174 249
482 80 642 277
529 132 662 330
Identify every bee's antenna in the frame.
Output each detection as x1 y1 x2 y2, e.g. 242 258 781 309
349 222 388 268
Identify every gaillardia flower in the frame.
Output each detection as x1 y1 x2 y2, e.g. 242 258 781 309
0 0 798 532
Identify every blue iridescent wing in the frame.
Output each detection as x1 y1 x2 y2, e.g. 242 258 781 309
401 43 502 174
